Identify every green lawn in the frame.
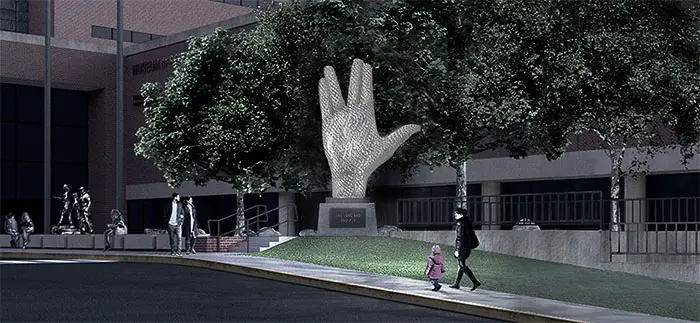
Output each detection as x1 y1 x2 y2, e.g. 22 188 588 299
253 236 700 321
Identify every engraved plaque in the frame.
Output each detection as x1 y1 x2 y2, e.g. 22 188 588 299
329 208 366 228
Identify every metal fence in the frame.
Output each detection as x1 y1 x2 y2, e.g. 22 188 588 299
396 191 605 229
604 197 700 256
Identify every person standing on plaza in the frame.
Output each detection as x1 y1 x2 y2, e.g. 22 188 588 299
450 208 482 291
182 196 198 254
163 192 184 256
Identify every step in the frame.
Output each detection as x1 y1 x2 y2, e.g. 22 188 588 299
259 237 297 252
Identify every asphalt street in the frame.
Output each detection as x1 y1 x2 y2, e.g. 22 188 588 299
0 259 504 322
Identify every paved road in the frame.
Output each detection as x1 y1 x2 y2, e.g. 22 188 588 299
0 259 503 322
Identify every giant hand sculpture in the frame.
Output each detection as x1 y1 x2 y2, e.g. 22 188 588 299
319 59 421 198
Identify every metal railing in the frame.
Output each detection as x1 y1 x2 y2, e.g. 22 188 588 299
396 191 604 229
208 204 267 252
245 203 298 253
605 197 700 256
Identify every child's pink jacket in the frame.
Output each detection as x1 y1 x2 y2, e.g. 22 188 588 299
425 254 445 279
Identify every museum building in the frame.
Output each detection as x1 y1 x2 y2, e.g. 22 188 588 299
1 0 698 235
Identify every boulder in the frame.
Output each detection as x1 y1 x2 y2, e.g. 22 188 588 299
512 218 541 231
378 225 402 237
257 227 281 237
144 228 168 235
299 229 317 236
196 228 210 237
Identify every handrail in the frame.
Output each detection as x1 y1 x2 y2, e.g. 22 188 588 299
207 204 266 252
207 204 267 236
246 204 299 253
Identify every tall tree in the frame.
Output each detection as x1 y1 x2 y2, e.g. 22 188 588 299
464 0 700 230
135 26 298 213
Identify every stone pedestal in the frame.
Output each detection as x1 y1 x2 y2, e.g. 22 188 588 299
317 198 378 236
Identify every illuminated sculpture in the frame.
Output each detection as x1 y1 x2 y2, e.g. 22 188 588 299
316 59 420 236
318 59 421 198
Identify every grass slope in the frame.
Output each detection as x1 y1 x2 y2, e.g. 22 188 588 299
254 236 700 321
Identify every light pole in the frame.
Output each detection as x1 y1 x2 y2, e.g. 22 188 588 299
116 0 124 215
43 0 52 234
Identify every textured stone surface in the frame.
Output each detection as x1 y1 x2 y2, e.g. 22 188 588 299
318 59 420 198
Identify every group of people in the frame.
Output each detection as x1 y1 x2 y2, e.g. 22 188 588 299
4 212 34 249
425 208 482 292
163 192 199 256
54 184 94 234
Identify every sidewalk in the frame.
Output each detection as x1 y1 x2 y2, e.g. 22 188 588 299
0 248 694 323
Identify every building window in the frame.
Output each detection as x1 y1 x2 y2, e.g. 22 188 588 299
91 25 113 40
91 25 164 43
0 0 28 33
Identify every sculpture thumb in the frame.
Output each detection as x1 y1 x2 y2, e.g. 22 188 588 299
378 124 421 158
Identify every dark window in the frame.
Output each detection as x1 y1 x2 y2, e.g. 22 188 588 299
0 8 15 20
1 122 15 161
52 89 88 127
15 161 42 199
430 185 456 198
142 198 170 229
127 199 144 233
131 31 150 43
240 0 260 8
0 0 15 10
91 25 113 39
15 20 25 32
15 1 27 12
400 187 431 198
1 19 15 31
647 173 700 198
121 30 133 42
1 161 15 198
52 126 87 164
52 163 87 196
16 123 43 162
16 11 26 22
16 85 43 124
1 84 16 121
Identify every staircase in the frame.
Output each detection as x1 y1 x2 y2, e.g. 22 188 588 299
196 236 246 252
229 236 297 253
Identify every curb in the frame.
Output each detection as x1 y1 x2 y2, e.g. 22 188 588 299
1 251 585 323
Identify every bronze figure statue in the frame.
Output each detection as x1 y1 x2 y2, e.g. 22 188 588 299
19 212 34 249
4 213 20 248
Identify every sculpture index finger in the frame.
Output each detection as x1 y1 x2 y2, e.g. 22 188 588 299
318 78 332 127
348 59 365 108
359 61 374 112
323 66 346 109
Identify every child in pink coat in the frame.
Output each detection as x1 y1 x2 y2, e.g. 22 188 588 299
425 245 445 291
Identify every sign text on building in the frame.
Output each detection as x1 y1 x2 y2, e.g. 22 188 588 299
132 58 171 76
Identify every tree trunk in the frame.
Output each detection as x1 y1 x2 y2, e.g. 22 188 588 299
235 190 246 236
609 148 625 232
454 161 468 209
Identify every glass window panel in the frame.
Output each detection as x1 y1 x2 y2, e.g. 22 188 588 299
126 199 143 232
16 21 26 33
1 84 15 121
16 161 42 199
431 185 456 198
401 187 431 199
16 1 27 12
0 9 15 20
52 163 87 196
52 126 87 164
16 85 43 124
91 25 112 39
0 0 14 10
1 122 15 161
16 11 26 21
16 123 43 162
240 0 258 7
52 89 88 127
1 19 16 32
131 31 151 43
1 161 15 198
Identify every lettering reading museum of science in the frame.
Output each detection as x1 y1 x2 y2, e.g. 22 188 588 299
132 58 170 76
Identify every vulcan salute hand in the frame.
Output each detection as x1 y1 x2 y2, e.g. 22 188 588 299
318 59 421 198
